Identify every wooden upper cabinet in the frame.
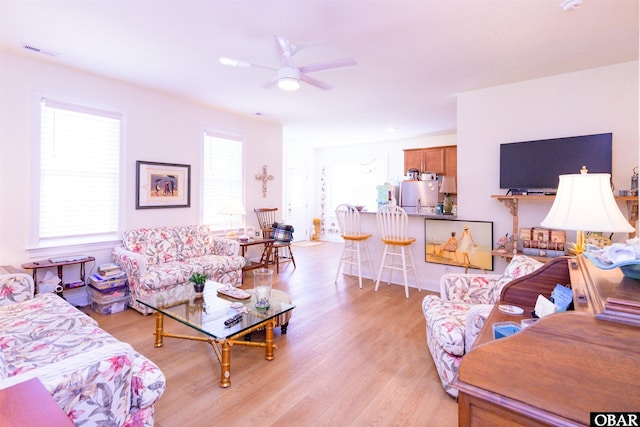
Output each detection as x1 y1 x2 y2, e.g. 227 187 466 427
403 145 457 178
404 149 424 173
444 145 457 179
422 148 445 174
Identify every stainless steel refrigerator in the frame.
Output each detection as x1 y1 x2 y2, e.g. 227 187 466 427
399 180 439 208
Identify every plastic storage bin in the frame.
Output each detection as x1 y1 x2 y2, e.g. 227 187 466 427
89 273 127 290
88 283 128 315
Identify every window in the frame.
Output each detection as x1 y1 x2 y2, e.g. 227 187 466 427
326 159 387 214
37 98 121 247
202 131 244 230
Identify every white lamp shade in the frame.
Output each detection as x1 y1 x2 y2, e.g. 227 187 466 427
218 198 246 216
439 176 457 194
541 173 634 233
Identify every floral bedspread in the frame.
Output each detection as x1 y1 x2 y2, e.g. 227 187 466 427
0 293 165 426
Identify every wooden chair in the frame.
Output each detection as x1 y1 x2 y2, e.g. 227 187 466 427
334 204 374 289
254 208 296 273
375 204 421 298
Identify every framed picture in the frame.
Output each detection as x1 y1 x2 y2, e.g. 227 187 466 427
136 161 191 209
425 218 494 271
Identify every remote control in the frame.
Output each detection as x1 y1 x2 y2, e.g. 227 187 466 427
224 314 243 327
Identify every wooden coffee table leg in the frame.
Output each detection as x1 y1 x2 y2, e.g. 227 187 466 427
154 311 164 348
265 319 275 361
220 340 231 388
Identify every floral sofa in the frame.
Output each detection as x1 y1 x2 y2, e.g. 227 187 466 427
0 273 166 426
422 255 544 397
113 224 246 314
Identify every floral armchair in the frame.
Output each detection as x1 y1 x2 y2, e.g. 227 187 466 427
422 255 544 397
0 272 166 426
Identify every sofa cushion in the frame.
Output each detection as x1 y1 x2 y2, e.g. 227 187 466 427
0 274 34 306
122 227 180 265
174 225 209 260
0 350 7 379
130 352 166 409
488 255 544 302
422 294 470 356
137 261 193 291
183 255 246 278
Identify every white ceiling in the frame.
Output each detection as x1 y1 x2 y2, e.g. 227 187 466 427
0 0 637 147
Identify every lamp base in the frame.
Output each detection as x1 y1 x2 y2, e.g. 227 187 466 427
443 194 453 215
567 230 587 255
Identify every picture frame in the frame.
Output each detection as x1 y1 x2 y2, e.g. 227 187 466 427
136 161 191 209
425 218 494 271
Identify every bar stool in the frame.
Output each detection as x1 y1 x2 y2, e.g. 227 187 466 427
334 204 374 289
375 204 421 298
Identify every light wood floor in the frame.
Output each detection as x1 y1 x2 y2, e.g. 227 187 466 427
88 241 458 426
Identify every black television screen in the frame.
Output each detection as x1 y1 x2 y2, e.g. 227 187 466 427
499 133 612 190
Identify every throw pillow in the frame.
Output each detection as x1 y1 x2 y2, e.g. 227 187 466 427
271 222 294 242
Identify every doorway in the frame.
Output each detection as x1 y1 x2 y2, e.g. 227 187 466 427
286 167 308 241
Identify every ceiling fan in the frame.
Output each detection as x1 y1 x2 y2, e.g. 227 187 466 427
219 35 357 91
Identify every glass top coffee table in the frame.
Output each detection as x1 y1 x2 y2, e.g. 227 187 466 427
137 281 295 388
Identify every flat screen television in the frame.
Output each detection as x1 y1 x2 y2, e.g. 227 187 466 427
499 133 612 191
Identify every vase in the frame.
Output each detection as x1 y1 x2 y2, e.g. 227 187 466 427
253 268 273 309
193 283 205 293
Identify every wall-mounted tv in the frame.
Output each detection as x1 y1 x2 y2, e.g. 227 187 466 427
499 133 612 191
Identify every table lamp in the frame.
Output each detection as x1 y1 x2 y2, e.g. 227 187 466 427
540 166 634 254
218 198 246 236
440 176 456 215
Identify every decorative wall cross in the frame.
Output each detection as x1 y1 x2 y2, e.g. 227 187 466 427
255 165 274 198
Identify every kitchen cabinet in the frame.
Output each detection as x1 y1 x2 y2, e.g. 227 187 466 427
404 145 457 179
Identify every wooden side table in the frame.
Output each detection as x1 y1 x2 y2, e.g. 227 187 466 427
238 238 274 272
0 377 74 426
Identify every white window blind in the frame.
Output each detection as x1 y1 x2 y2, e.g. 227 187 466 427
203 131 244 230
39 98 121 245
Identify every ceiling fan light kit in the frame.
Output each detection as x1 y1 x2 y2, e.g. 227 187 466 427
277 67 301 91
219 35 356 91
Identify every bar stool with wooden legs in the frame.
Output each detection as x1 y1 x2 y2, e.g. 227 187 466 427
375 204 421 298
334 204 374 289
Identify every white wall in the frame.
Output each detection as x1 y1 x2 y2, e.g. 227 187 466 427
310 61 638 292
458 61 639 271
0 52 283 268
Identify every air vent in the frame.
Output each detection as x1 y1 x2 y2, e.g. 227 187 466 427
22 44 59 56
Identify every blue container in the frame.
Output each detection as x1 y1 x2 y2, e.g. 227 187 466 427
492 321 522 340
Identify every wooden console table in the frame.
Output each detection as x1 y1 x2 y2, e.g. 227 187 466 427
455 256 640 426
0 377 74 426
21 256 95 296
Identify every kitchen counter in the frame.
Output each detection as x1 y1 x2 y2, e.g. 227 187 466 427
346 208 461 295
360 207 456 218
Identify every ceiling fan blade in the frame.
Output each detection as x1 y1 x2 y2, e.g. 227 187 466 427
219 57 277 71
299 57 357 74
275 35 291 55
262 77 279 89
300 74 332 90
275 35 295 67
